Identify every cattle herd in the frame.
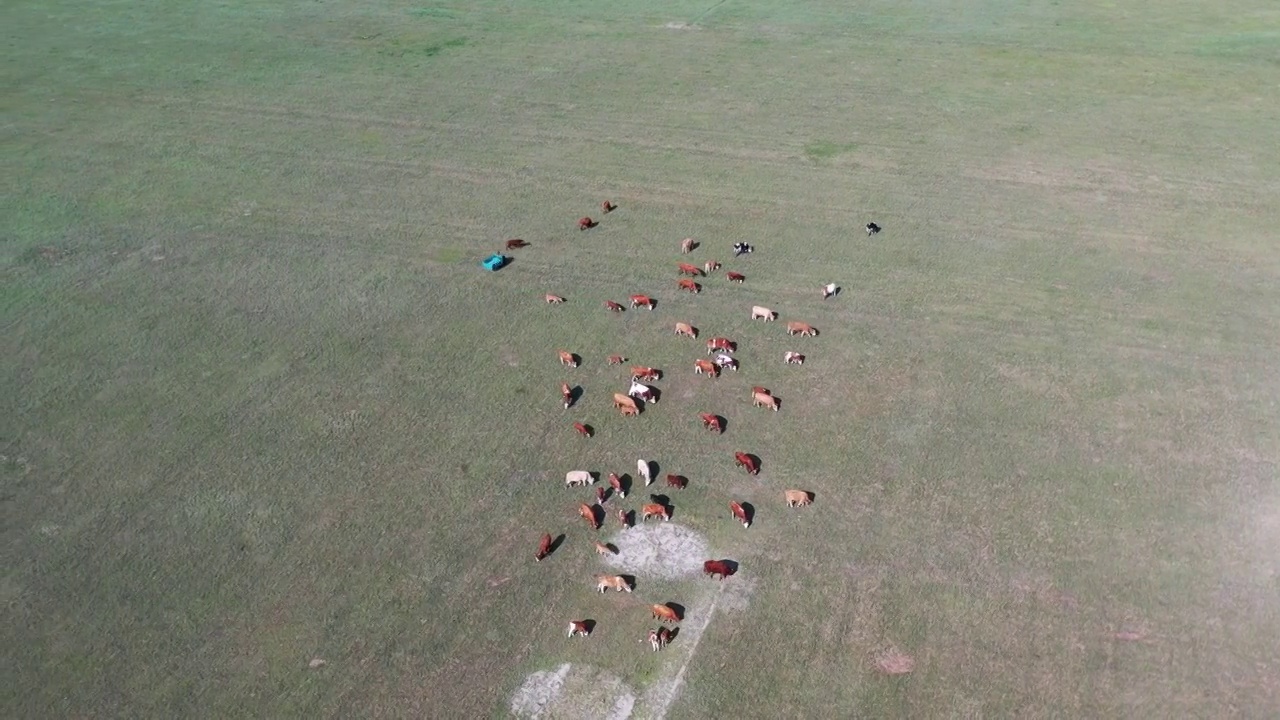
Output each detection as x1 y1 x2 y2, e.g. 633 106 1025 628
510 200 855 653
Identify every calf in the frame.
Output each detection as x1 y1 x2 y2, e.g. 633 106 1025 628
647 628 670 652
726 271 746 283
699 413 724 434
580 503 602 530
674 322 698 339
706 337 735 354
595 486 607 505
713 354 738 372
785 489 813 507
866 222 881 236
545 294 566 304
694 359 718 378
629 294 655 310
607 354 627 365
677 279 701 294
651 604 681 624
568 620 592 638
752 391 780 412
641 503 671 522
729 501 751 528
751 305 777 321
681 237 695 254
565 471 594 487
703 260 721 273
677 262 703 277
786 321 818 337
734 452 759 475
578 217 595 231
617 508 632 529
573 422 592 438
558 350 579 367
637 459 653 486
604 300 625 313
561 382 573 409
822 283 838 300
703 559 736 580
596 575 632 593
594 541 618 556
535 533 553 562
665 474 687 490
784 351 805 365
602 200 616 214
608 472 627 499
505 238 529 250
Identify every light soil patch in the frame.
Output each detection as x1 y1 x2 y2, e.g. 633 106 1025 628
511 663 636 720
601 523 710 579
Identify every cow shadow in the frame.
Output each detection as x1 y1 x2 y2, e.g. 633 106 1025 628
666 603 686 621
714 559 740 574
568 353 581 366
717 416 729 433
668 626 681 645
739 502 755 526
647 387 662 403
586 504 603 526
581 619 597 633
649 493 670 506
617 473 633 497
620 574 637 590
580 423 595 436
568 386 583 407
744 454 762 473
549 534 567 556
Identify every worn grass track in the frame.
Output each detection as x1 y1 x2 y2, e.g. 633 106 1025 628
4 0 1279 717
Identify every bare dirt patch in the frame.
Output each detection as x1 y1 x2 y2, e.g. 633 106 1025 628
873 647 916 675
511 663 636 720
601 523 710 580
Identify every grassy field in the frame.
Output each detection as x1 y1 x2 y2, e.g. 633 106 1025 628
5 0 1279 717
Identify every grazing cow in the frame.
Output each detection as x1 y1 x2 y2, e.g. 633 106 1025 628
704 260 721 273
578 217 595 231
561 382 573 409
594 541 618 555
630 294 655 310
568 620 591 638
785 490 813 507
580 503 601 530
602 200 616 214
573 422 592 438
677 263 702 277
674 322 698 339
596 575 632 593
706 337 735 354
703 559 736 580
751 305 777 321
732 242 753 257
822 283 838 300
608 472 626 499
694 359 718 378
751 386 771 396
613 393 640 416
699 413 724 434
535 533 553 562
713 354 738 372
641 503 670 522
726 271 746 283
630 366 660 382
566 471 594 488
729 501 750 528
681 237 695 254
866 222 881 236
651 604 681 624
619 405 639 417
665 474 687 490
786 321 818 337
505 238 529 250
629 382 657 404
545 294 566 304
558 350 579 367
752 391 780 412
595 486 607 504
784 351 805 365
734 452 760 475
677 279 701 294
607 354 627 365
637 459 652 486
604 300 625 313
617 508 632 529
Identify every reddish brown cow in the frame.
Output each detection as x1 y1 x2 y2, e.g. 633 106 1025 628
703 560 736 580
729 501 751 528
726 271 745 283
706 337 735 354
751 386 771 396
665 474 687 490
561 382 573 409
786 321 818 337
651 604 681 624
608 472 626 499
734 452 760 475
601 200 616 214
505 238 529 250
617 508 632 529
677 262 703 277
535 533 553 561
574 422 592 437
699 413 724 434
630 366 660 382
674 322 698 339
545 294 566 304
630 294 655 310
677 279 701 294
579 503 601 530
641 503 671 522
558 350 579 368
607 354 627 365
578 217 595 231
619 405 639 417
568 620 591 638
694 359 718 377
595 486 607 505
603 300 624 313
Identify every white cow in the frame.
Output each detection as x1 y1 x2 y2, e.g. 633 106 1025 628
713 354 738 371
628 382 657 403
822 283 839 300
565 471 594 487
637 459 652 486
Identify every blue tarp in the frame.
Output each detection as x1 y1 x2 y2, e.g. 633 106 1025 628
482 254 507 271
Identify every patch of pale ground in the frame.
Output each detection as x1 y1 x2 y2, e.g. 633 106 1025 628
510 663 636 720
601 523 710 580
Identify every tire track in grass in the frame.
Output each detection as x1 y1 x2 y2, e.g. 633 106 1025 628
636 583 724 720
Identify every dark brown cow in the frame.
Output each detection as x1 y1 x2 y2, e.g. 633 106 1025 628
578 217 595 231
505 238 529 250
734 452 759 475
573 422 592 437
729 501 751 528
726 271 745 283
703 559 736 580
601 200 616 214
604 300 625 313
699 413 724 434
595 486 607 504
677 279 701 294
665 474 687 490
535 533 553 561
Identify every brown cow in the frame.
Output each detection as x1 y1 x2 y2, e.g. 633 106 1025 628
787 321 818 337
617 508 632 529
595 486 607 505
784 351 805 365
573 422 592 437
505 238 529 250
578 217 595 231
665 474 687 490
613 393 640 415
651 604 681 624
677 262 702 276
631 366 660 382
785 490 813 508
726 271 745 283
674 322 698 339
630 294 655 310
596 575 632 593
729 501 751 528
561 382 573 409
704 260 721 273
619 405 639 417
734 452 759 475
751 386 771 396
608 472 626 499
699 413 723 434
604 300 625 313
752 391 780 412
703 559 736 580
680 237 695 254
706 337 735 354
641 503 671 522
535 533 553 561
601 200 616 214
677 279 701 294
694 359 718 377
568 620 592 638
595 541 618 555
607 354 627 365
750 305 776 321
580 503 601 530
558 350 579 368
545 294 566 304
